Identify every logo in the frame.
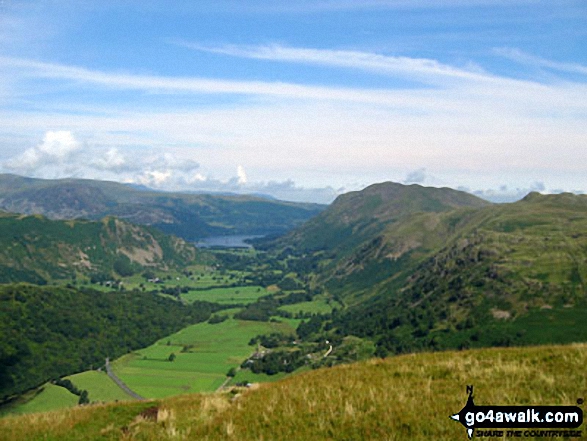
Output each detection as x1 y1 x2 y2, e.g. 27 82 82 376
450 386 583 439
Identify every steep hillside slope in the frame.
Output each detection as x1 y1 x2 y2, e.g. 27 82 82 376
0 212 196 284
0 174 325 240
1 344 585 440
335 192 587 353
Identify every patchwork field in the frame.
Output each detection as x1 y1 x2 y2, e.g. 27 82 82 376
278 295 336 315
110 318 298 399
65 371 131 403
58 266 251 294
180 285 269 305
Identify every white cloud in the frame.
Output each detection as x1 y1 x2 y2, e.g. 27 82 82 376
471 181 566 203
404 168 427 184
0 56 406 105
237 165 247 184
91 147 126 171
4 130 79 172
156 153 200 172
5 147 41 170
36 131 79 158
139 170 172 186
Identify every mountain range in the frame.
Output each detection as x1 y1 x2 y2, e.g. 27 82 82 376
0 174 324 240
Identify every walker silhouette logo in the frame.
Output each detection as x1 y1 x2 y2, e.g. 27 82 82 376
450 386 583 439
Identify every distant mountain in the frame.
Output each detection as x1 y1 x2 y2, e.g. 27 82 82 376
273 181 489 253
0 212 197 284
0 174 325 240
259 182 490 303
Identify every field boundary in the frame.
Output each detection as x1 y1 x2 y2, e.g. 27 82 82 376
105 358 145 401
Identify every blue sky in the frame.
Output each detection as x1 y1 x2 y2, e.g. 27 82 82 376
0 0 586 203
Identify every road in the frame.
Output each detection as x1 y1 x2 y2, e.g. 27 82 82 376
105 357 145 401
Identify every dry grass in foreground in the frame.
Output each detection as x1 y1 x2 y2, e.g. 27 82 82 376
1 344 586 440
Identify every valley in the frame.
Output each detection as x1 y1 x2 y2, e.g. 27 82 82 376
0 177 586 438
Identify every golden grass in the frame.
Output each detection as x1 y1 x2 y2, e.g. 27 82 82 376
2 344 586 440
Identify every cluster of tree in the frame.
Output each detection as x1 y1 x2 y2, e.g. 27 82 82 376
248 332 294 349
159 285 191 297
89 272 111 284
208 314 228 324
296 314 329 340
0 284 220 400
234 298 277 321
212 251 260 271
234 290 318 322
276 277 303 291
241 350 305 375
324 231 587 357
0 213 198 285
244 270 283 287
113 255 137 277
53 378 89 405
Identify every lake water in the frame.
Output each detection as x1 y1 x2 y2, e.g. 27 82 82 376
194 235 263 249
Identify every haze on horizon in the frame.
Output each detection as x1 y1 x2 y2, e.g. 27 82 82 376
0 0 585 204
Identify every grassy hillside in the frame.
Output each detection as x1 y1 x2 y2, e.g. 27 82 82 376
0 344 585 440
0 212 197 284
0 174 325 240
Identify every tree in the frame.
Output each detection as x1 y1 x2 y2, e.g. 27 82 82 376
168 353 176 362
78 390 89 405
113 255 135 277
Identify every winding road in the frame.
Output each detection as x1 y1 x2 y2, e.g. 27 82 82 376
105 357 145 401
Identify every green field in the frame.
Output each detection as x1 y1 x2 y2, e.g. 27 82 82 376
1 383 79 416
278 296 335 315
58 266 251 294
212 307 242 318
110 318 298 399
180 285 269 305
65 371 131 403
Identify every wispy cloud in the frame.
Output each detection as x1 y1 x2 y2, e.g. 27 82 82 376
0 56 448 108
494 47 587 76
175 42 496 85
1 46 586 203
172 43 587 113
4 50 586 115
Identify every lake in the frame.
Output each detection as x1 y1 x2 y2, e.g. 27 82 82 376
194 235 263 249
